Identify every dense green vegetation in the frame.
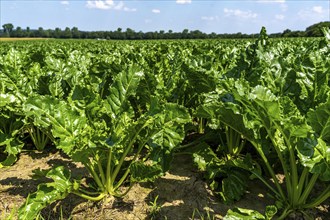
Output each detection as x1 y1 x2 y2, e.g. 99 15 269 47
1 21 329 39
0 27 329 219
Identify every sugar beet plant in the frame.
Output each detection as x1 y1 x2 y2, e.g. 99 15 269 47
196 28 330 219
1 30 329 219
18 64 190 219
0 47 58 168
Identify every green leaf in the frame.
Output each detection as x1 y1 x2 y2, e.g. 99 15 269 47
151 103 191 150
0 94 17 107
130 161 163 182
0 134 24 167
0 154 17 168
265 205 277 219
196 91 255 142
24 95 87 156
224 205 277 220
183 63 216 93
191 142 252 204
220 169 249 204
148 147 173 172
299 98 330 180
192 142 218 171
224 207 266 220
298 138 330 181
105 65 143 119
307 98 330 143
18 166 73 220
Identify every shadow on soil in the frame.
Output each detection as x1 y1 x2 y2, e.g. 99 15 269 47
143 154 221 219
0 152 88 219
143 154 274 219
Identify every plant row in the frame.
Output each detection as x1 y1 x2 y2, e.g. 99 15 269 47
0 27 329 219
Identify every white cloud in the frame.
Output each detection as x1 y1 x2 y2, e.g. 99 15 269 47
60 1 69 5
114 1 124 10
86 0 114 9
201 16 219 21
275 14 285 20
124 7 137 12
298 6 329 20
86 0 136 11
257 0 285 3
176 0 192 4
201 16 214 21
152 9 161 14
224 8 257 19
312 6 323 14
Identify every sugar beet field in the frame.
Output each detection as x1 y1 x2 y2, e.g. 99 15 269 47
0 29 330 219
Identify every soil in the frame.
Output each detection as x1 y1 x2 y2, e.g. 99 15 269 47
0 38 48 41
0 150 329 219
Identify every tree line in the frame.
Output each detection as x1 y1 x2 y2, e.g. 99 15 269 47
1 22 329 40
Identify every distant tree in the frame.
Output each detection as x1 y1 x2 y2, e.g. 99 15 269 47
190 30 205 39
44 29 51 38
3 21 328 40
79 31 88 39
167 30 173 39
36 27 45 37
282 29 291 37
136 31 143 39
289 31 304 37
126 28 135 39
153 31 159 39
26 26 31 37
14 26 23 37
144 32 154 39
113 27 124 39
305 21 330 37
182 29 189 39
54 27 61 38
2 23 14 36
269 32 282 38
89 31 100 39
62 27 72 38
234 32 242 38
209 32 217 39
71 27 80 38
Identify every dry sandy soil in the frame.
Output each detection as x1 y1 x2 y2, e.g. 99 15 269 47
0 38 48 41
0 150 329 219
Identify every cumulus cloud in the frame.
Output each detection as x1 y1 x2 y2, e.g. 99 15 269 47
86 0 136 11
298 6 329 20
312 6 323 14
224 8 257 19
176 0 192 4
86 0 113 9
60 1 69 5
152 9 161 14
112 1 123 10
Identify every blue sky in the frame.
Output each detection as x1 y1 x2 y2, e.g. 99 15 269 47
1 0 329 34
